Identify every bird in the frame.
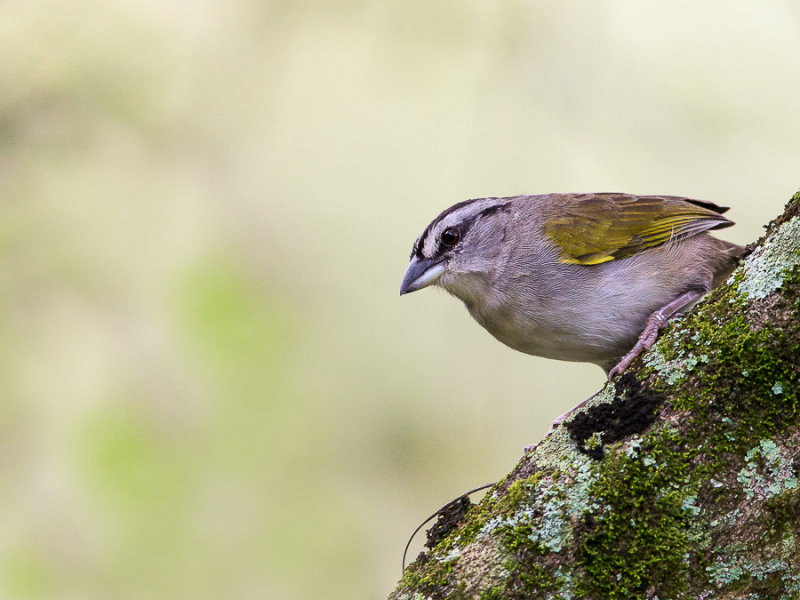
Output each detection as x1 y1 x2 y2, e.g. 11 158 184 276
400 193 743 383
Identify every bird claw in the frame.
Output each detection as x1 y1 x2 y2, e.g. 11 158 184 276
607 290 704 380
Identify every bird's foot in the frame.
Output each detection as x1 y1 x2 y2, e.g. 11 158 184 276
607 289 704 380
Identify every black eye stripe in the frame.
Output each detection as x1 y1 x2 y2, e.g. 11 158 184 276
412 237 424 260
414 199 482 258
413 200 512 259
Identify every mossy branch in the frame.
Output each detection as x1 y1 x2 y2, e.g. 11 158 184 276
389 189 800 600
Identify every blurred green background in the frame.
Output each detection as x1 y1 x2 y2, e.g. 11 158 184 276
1 1 798 598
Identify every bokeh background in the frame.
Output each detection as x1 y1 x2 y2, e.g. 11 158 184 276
1 1 798 598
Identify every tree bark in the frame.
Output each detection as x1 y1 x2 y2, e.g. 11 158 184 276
389 190 800 600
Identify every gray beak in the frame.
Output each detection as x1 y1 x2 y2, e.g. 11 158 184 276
400 257 446 295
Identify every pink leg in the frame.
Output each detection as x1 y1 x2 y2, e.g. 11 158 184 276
525 290 706 448
525 395 596 450
607 290 704 381
549 395 593 429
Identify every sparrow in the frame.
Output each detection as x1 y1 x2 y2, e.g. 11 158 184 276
400 193 742 380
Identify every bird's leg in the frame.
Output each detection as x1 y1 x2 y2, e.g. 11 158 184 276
527 290 706 448
525 289 707 450
607 289 704 381
548 396 593 429
524 395 597 451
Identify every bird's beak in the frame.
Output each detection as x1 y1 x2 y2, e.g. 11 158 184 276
400 257 446 295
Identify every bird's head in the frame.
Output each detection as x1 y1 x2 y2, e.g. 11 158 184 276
400 198 513 299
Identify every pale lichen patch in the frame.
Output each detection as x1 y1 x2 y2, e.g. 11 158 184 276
643 345 690 385
734 216 800 301
736 439 799 501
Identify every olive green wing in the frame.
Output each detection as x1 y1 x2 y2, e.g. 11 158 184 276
543 194 734 266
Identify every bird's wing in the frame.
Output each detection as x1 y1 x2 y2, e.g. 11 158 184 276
543 193 735 266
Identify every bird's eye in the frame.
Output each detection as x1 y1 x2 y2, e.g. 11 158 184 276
441 227 461 247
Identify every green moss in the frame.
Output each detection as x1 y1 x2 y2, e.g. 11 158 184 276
576 427 697 599
502 477 540 513
500 537 560 598
641 253 800 471
432 473 543 553
763 487 800 550
612 211 800 598
477 587 507 600
399 553 462 600
397 472 554 598
429 460 599 598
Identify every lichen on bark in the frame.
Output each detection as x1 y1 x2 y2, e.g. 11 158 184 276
389 190 800 600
